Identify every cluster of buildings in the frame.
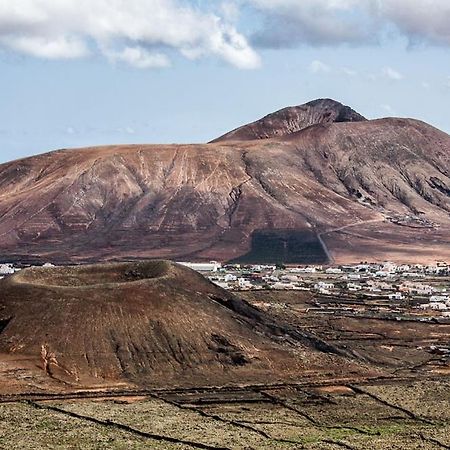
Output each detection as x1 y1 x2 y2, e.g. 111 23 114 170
177 260 450 313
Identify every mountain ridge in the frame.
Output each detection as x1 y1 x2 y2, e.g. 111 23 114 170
0 99 449 264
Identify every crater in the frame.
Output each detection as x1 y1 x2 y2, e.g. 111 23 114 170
13 260 172 288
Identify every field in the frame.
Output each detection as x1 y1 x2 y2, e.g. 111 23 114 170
231 230 329 265
1 380 450 449
1 289 450 449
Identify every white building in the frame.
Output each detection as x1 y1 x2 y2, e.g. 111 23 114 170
388 292 404 300
178 261 222 272
0 264 15 275
238 278 252 289
314 281 334 290
291 267 316 274
347 283 362 291
430 295 449 303
224 274 237 282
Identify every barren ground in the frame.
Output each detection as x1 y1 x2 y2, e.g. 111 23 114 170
1 289 450 449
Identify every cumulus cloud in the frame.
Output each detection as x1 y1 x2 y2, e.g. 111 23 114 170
248 0 450 48
0 0 260 69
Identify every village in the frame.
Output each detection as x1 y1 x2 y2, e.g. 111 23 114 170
179 260 450 317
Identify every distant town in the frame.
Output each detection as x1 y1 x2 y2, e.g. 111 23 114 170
178 260 450 318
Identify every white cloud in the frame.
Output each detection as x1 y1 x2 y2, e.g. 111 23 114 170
309 60 331 74
1 35 88 59
381 66 404 81
107 47 171 69
251 0 369 47
0 0 260 69
220 1 240 22
421 81 431 89
248 0 450 48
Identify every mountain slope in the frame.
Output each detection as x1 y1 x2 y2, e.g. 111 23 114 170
0 100 449 264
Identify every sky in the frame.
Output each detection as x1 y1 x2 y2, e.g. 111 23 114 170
1 0 450 164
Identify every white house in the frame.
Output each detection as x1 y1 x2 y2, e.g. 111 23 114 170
0 264 14 275
347 283 362 291
238 278 252 289
224 274 237 282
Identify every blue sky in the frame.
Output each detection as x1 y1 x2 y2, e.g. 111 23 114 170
1 0 450 164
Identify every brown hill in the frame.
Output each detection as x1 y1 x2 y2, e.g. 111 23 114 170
0 261 366 391
211 98 367 142
0 100 449 264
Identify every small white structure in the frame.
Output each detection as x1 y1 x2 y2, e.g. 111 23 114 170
178 261 221 272
238 278 252 289
348 274 361 280
314 281 334 291
224 274 237 282
388 292 403 300
0 264 15 275
347 283 362 291
271 282 297 290
375 271 394 278
281 275 299 282
383 262 397 272
291 267 316 274
430 295 449 303
325 268 342 274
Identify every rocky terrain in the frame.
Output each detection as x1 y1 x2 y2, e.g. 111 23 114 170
0 99 449 263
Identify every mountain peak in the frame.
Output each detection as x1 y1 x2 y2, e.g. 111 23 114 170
211 98 366 143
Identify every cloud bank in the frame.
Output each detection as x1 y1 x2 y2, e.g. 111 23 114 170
0 0 261 69
1 1 450 68
249 0 450 48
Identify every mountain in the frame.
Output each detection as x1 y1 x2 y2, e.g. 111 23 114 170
0 99 449 264
0 261 366 390
211 98 367 142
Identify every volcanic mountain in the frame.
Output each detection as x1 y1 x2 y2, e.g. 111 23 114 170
0 98 449 264
211 98 367 142
0 261 366 391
